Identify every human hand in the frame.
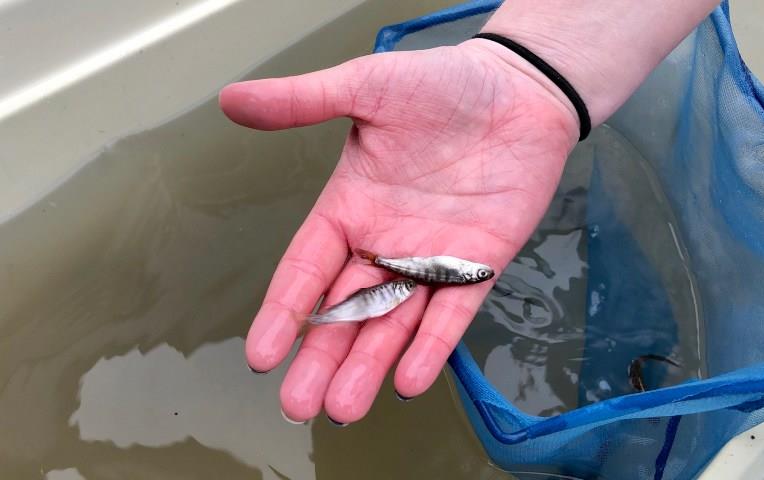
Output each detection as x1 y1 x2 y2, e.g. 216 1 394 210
219 39 579 424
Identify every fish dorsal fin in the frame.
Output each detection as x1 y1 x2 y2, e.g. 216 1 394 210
347 286 370 297
345 281 391 299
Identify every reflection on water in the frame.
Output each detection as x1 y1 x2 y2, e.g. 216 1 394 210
464 150 590 416
464 126 702 416
66 336 509 480
0 1 514 478
45 469 86 480
481 230 588 417
70 338 313 477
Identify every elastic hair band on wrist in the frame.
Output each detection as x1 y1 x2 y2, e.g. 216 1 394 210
472 32 591 141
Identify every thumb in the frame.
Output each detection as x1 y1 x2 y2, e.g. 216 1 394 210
219 56 373 131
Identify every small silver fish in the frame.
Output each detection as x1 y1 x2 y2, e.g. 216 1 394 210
355 249 494 284
307 279 417 325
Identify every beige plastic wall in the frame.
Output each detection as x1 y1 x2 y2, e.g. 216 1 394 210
0 0 372 222
1 0 761 222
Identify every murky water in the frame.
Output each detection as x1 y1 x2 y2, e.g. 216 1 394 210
464 125 703 417
0 1 514 479
0 1 705 479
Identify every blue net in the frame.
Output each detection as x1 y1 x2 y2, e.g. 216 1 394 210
375 2 764 479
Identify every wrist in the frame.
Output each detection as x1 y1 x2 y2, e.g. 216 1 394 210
476 10 623 127
459 37 581 146
477 0 721 126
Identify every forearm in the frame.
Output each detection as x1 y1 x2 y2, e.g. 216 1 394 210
473 0 721 126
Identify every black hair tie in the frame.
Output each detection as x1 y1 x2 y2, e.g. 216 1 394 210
472 32 591 141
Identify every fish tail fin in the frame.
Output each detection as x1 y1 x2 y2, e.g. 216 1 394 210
354 248 379 264
296 320 310 338
305 313 331 325
290 311 326 329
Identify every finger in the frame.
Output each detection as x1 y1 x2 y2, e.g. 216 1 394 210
279 263 391 423
323 284 429 424
219 56 374 131
246 212 346 373
394 282 496 398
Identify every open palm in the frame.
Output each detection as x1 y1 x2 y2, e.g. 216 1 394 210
219 39 578 424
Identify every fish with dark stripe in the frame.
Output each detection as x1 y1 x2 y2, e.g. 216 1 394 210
355 249 494 285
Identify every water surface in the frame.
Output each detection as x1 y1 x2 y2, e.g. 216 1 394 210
0 2 705 479
464 125 703 416
0 1 512 479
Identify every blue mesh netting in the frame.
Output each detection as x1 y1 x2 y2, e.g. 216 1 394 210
375 1 764 479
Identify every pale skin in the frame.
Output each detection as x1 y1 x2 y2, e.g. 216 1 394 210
219 0 720 424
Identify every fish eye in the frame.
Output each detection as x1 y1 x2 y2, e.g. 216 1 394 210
478 269 489 279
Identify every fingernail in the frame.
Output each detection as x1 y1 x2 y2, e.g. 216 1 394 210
395 390 414 403
281 409 307 425
327 415 348 427
248 364 269 375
